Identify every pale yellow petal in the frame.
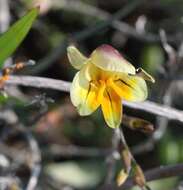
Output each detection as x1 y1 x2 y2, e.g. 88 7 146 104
90 44 135 74
80 61 114 83
67 46 88 70
79 61 101 82
110 73 148 102
101 87 122 128
70 72 100 115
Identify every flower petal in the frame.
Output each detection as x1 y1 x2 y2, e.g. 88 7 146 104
90 44 135 74
70 72 100 115
110 73 148 102
79 61 100 82
80 61 113 82
101 87 122 128
67 46 88 70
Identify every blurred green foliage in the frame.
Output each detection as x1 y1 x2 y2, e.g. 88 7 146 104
141 45 165 75
158 131 183 164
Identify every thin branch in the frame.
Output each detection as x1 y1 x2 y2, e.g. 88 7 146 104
125 100 183 123
56 0 182 43
120 164 183 189
27 0 146 75
0 109 41 190
12 116 41 190
5 75 183 123
0 0 10 33
104 129 121 186
6 75 71 92
159 29 176 66
132 30 178 155
25 128 41 190
44 144 112 159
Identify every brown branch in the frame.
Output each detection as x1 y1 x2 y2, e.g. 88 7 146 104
5 75 183 123
120 164 183 189
102 164 183 189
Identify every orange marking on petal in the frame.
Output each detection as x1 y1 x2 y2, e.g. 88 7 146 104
110 74 147 102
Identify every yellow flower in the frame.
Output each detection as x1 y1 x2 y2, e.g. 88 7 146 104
67 44 154 128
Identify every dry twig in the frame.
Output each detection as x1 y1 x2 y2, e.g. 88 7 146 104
57 0 180 43
5 75 183 123
0 0 10 32
0 109 41 190
120 164 183 189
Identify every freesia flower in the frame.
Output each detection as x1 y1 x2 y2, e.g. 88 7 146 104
67 44 154 128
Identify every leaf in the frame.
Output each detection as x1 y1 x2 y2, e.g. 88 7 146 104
0 7 39 68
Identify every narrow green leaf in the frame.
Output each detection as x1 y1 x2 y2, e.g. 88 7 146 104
0 7 39 67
